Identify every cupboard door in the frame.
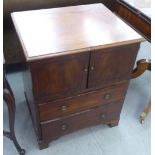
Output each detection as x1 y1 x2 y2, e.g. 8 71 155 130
88 44 140 88
31 52 89 101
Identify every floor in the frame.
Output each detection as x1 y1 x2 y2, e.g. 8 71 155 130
3 41 151 155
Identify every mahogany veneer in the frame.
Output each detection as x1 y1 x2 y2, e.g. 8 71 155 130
11 3 144 149
39 82 128 121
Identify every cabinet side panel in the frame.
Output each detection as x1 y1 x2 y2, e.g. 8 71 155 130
23 64 42 139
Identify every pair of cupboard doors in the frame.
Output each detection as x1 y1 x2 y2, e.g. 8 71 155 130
31 43 140 102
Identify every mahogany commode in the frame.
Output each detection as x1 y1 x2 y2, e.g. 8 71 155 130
11 3 145 149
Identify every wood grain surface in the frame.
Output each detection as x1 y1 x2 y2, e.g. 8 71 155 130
41 103 122 140
11 3 144 61
12 3 145 149
39 81 128 121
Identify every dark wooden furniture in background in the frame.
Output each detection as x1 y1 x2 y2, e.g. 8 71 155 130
3 59 25 155
132 59 151 79
140 99 151 124
132 59 151 123
115 0 151 42
11 4 144 149
114 0 151 124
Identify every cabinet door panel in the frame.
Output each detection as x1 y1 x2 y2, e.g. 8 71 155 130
88 44 140 88
31 52 89 101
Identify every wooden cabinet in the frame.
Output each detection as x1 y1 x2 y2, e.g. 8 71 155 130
12 4 144 150
25 43 140 149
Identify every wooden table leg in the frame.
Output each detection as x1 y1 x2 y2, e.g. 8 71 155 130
132 59 151 124
3 76 25 155
140 99 151 124
132 59 151 79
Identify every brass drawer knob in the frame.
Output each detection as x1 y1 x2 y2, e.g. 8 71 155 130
104 94 111 100
61 105 67 111
84 68 88 72
90 66 94 71
101 114 105 118
61 124 67 130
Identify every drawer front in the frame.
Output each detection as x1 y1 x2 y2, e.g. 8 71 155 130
41 103 122 140
39 82 128 121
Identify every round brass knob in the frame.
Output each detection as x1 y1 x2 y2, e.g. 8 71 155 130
61 124 67 130
104 94 111 100
84 68 88 72
91 66 94 71
61 105 67 111
101 114 105 118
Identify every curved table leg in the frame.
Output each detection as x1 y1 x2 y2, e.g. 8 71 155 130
132 59 151 124
3 76 25 155
140 99 151 124
132 59 151 79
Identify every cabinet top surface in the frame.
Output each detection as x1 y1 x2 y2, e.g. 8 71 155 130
11 3 144 61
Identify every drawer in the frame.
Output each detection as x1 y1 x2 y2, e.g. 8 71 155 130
41 103 122 140
39 82 128 121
